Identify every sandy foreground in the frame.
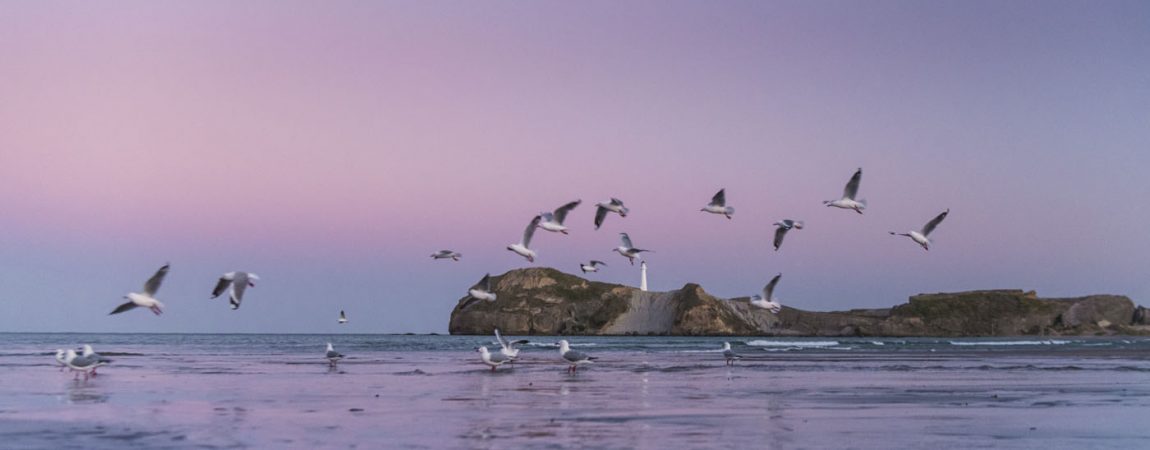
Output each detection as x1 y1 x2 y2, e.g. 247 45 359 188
3 345 1150 449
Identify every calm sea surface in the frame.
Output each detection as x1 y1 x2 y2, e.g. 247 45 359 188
3 333 1150 449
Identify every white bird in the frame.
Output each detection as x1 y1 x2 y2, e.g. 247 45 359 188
476 346 511 372
558 340 597 372
890 209 949 251
494 329 530 360
613 233 652 265
722 342 742 366
824 168 867 214
210 271 259 310
772 220 805 251
750 273 783 314
460 274 498 309
325 343 344 367
594 198 629 230
109 264 169 316
700 189 734 219
54 349 68 372
579 260 607 273
338 310 348 324
81 344 113 376
507 215 542 262
430 250 462 261
64 349 98 381
538 200 581 234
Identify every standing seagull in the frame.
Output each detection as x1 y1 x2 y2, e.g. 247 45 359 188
722 342 742 366
890 209 950 251
64 349 98 381
110 264 169 316
210 271 259 310
494 329 529 360
750 274 784 314
579 260 607 273
613 233 653 266
558 340 597 373
701 189 734 219
459 274 497 309
824 168 867 214
507 215 542 262
538 200 581 234
772 220 805 251
430 250 462 261
594 198 629 230
81 344 113 376
325 343 344 368
338 310 348 324
476 346 510 372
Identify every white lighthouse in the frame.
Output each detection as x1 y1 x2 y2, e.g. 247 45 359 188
640 260 648 292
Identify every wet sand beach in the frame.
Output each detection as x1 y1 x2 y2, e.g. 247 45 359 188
3 335 1150 449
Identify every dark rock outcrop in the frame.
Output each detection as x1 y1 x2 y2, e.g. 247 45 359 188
448 268 1148 336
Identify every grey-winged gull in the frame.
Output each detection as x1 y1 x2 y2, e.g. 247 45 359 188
750 273 783 314
210 271 259 310
823 168 867 214
507 215 542 262
594 198 629 230
559 339 597 372
109 263 169 316
701 188 734 219
890 209 950 251
772 220 805 251
539 200 581 234
613 233 652 265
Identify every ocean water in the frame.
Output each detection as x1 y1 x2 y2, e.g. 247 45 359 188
3 333 1150 449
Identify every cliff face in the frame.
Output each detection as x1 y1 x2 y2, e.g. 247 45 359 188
448 268 1148 336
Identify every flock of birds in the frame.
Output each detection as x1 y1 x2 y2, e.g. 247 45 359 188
453 167 950 318
53 168 950 377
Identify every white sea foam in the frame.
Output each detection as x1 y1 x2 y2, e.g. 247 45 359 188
948 340 1071 346
745 340 840 348
870 341 886 346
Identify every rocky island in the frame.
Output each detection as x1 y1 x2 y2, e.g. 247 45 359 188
449 268 1150 336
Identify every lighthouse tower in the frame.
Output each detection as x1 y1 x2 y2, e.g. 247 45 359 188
640 261 648 292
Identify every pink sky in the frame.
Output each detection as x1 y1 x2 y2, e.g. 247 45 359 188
1 1 1148 332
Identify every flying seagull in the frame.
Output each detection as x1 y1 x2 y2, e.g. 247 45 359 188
538 200 581 235
338 310 348 324
110 264 169 316
594 198 629 230
824 168 867 214
476 346 511 372
430 250 462 261
494 328 529 360
558 339 597 373
507 215 542 262
890 209 950 251
772 220 805 251
580 260 607 273
325 343 344 368
701 189 734 219
459 274 497 309
210 271 259 310
613 233 652 265
750 273 783 314
722 342 742 366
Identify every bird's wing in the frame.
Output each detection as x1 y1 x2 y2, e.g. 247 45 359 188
620 233 634 249
509 339 530 346
211 276 231 298
229 273 248 310
921 209 949 236
143 264 170 296
710 189 726 207
564 350 590 362
494 328 510 350
522 215 541 247
470 273 492 292
109 301 138 315
594 206 608 229
610 198 624 206
553 200 581 224
590 260 606 267
773 226 788 250
764 273 782 300
843 168 862 199
459 296 481 310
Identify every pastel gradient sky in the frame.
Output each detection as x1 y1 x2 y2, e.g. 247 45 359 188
2 1 1148 333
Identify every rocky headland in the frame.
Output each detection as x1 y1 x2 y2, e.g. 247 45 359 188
448 268 1150 336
